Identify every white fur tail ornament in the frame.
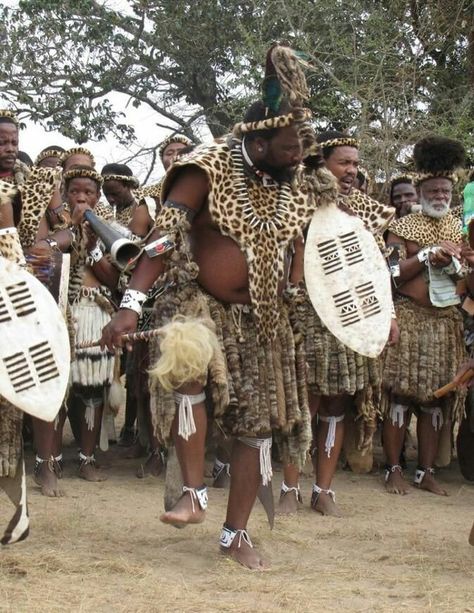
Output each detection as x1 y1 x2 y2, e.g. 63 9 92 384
304 203 392 358
149 317 220 391
0 256 70 421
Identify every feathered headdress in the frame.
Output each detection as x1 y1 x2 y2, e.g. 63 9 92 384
413 136 465 185
234 43 312 136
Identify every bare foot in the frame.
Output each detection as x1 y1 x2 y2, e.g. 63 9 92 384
416 472 448 496
221 540 270 570
160 492 206 527
121 441 146 459
385 469 409 495
276 489 300 515
136 450 164 479
79 462 107 482
311 491 342 517
34 461 64 497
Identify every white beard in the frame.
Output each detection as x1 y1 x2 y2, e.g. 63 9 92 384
420 194 451 219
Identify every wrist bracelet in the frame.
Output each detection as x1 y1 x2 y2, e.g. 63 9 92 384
44 237 59 251
120 288 147 315
417 248 430 263
0 227 17 237
391 303 397 319
88 244 103 263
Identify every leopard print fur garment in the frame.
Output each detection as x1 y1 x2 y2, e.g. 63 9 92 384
389 210 462 247
161 138 320 342
345 189 395 236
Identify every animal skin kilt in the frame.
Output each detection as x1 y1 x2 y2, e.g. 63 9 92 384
148 280 312 469
70 286 115 408
382 296 467 420
290 289 382 425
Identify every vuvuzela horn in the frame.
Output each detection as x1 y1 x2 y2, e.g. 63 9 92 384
84 209 141 270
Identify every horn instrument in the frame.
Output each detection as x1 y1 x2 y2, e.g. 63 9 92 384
84 209 141 269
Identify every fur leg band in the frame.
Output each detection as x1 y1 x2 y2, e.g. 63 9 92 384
238 436 273 486
174 391 205 440
421 406 444 431
390 403 408 428
319 415 345 458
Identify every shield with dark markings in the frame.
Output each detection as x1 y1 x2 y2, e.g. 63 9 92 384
304 204 392 358
0 256 70 421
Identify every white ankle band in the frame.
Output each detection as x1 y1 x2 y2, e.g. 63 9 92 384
384 464 403 483
238 436 273 486
312 483 336 502
281 480 302 502
79 452 95 465
421 406 443 431
220 526 253 549
174 391 205 440
319 415 344 458
182 485 208 511
212 458 230 479
414 466 435 485
390 403 408 428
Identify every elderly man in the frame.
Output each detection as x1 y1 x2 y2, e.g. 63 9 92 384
382 136 467 496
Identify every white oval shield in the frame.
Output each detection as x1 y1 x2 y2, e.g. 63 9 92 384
0 256 70 421
304 204 392 358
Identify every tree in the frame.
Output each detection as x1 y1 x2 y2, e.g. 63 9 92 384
1 0 472 183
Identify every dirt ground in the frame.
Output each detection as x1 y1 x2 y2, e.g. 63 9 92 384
0 434 473 613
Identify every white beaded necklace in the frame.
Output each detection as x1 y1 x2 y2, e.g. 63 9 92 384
230 140 292 233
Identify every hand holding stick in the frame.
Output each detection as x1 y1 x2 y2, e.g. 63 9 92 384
434 367 474 398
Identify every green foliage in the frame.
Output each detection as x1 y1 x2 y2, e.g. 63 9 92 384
0 0 472 178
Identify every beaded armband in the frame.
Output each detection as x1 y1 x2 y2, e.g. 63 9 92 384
120 288 147 315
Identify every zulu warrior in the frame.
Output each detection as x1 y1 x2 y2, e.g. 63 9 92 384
279 131 397 516
382 136 467 496
101 45 335 569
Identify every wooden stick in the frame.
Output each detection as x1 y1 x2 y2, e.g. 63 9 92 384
77 328 162 349
433 368 474 398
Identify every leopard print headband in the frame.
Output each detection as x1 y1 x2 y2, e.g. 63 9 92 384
159 135 194 158
34 149 63 165
390 172 415 186
101 173 140 189
60 147 95 167
63 167 103 186
415 171 458 186
234 108 312 136
0 109 19 126
318 137 360 150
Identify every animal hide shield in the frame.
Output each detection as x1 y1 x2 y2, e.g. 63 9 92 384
0 256 70 421
304 204 392 358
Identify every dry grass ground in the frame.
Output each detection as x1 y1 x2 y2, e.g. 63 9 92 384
0 440 473 613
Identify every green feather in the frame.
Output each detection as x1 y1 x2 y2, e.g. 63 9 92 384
262 76 283 114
